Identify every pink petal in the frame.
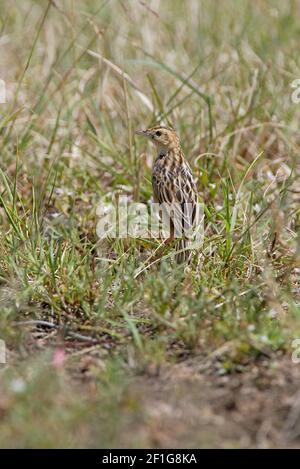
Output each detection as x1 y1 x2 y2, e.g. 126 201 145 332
52 348 65 368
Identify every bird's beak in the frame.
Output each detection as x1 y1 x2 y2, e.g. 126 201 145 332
135 129 149 137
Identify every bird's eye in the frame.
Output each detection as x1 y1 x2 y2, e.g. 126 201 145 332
155 130 162 137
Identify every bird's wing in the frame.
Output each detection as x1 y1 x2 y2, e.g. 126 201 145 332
153 162 199 239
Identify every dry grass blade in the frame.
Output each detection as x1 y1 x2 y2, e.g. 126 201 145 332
86 48 153 112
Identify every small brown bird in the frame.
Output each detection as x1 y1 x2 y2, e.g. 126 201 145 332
136 125 199 263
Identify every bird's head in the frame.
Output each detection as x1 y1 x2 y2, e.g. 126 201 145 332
135 125 180 151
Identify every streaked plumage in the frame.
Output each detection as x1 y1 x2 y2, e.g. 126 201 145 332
136 125 199 263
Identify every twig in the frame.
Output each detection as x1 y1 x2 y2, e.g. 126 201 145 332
14 320 99 344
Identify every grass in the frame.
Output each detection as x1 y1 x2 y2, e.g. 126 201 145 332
0 0 299 448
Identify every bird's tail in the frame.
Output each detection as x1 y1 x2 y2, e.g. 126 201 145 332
175 238 193 264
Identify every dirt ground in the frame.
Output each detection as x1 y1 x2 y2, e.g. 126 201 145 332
66 348 300 448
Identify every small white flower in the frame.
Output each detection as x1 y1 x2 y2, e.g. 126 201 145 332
10 378 26 394
259 335 269 344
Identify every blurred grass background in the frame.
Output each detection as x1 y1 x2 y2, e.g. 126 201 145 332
0 0 299 448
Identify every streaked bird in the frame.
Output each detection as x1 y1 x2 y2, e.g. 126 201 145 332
136 125 200 263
